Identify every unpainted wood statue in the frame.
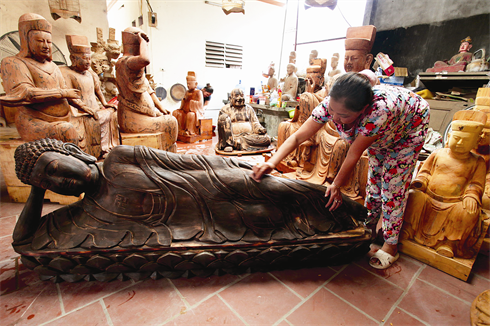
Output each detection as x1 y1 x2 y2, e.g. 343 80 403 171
172 71 204 136
426 36 474 73
217 88 272 153
61 35 120 159
263 62 278 92
0 13 81 144
344 25 376 73
115 27 177 140
473 87 490 207
277 58 327 171
281 63 299 102
402 110 488 258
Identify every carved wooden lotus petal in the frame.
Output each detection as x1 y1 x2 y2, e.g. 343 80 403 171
49 256 76 272
157 252 183 268
86 255 114 271
122 253 148 269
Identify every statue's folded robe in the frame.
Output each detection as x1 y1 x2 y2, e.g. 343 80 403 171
31 145 367 250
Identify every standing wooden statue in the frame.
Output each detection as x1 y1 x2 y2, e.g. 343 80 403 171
115 27 177 151
401 110 489 280
0 13 81 144
61 35 119 158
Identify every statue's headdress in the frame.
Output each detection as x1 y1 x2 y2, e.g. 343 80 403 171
17 13 52 60
186 71 197 81
66 35 91 54
345 25 376 53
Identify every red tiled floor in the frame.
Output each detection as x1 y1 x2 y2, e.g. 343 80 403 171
44 301 111 326
0 202 24 219
0 257 40 296
58 279 135 313
103 278 186 326
270 266 337 299
0 281 62 326
168 295 245 325
398 279 471 325
219 272 302 325
0 235 17 262
169 273 242 306
356 244 424 290
0 215 16 237
286 287 378 326
418 264 490 304
325 264 405 321
384 308 426 326
471 254 490 280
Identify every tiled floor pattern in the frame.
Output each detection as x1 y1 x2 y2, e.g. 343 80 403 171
1 137 489 326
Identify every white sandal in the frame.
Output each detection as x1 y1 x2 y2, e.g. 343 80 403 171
369 249 399 270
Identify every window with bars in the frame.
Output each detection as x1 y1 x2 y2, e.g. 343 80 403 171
205 41 243 69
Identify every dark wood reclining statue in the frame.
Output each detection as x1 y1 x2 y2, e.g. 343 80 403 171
13 139 372 282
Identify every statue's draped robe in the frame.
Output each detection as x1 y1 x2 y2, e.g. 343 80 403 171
30 146 365 250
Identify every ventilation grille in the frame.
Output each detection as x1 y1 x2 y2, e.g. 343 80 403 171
205 41 242 69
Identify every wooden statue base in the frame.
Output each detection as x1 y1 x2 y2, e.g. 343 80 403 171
121 132 177 153
15 225 372 283
177 118 213 143
399 212 489 282
214 145 275 156
0 129 82 205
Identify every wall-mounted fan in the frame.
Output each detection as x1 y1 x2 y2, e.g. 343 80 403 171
0 31 67 66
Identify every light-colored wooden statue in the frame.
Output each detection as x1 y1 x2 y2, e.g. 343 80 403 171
172 71 205 136
289 51 296 64
276 58 327 171
115 27 177 141
0 13 81 144
264 62 278 92
402 110 488 259
281 63 299 102
344 25 376 73
216 88 272 154
61 35 120 158
473 88 490 207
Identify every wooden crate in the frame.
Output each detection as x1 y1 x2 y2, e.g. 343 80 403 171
0 129 82 205
400 212 489 281
121 131 177 152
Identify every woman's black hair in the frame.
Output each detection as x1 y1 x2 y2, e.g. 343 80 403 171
329 72 373 112
203 83 214 94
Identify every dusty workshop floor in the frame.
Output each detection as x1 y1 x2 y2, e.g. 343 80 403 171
0 135 488 326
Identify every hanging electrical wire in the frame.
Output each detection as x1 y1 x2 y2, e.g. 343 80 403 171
337 4 351 27
146 0 153 12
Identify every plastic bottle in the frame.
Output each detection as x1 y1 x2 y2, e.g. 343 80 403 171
277 87 282 108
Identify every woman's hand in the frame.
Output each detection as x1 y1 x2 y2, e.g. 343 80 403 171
251 162 275 182
325 183 342 211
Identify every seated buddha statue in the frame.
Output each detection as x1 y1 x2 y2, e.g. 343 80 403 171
217 88 271 152
172 71 205 136
12 138 366 251
402 110 488 258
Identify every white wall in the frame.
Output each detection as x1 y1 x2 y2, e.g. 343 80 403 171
107 0 366 122
108 0 286 117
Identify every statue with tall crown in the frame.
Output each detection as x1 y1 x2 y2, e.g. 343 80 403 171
61 35 119 158
0 13 81 144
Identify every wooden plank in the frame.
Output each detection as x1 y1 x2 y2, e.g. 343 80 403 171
399 215 489 281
